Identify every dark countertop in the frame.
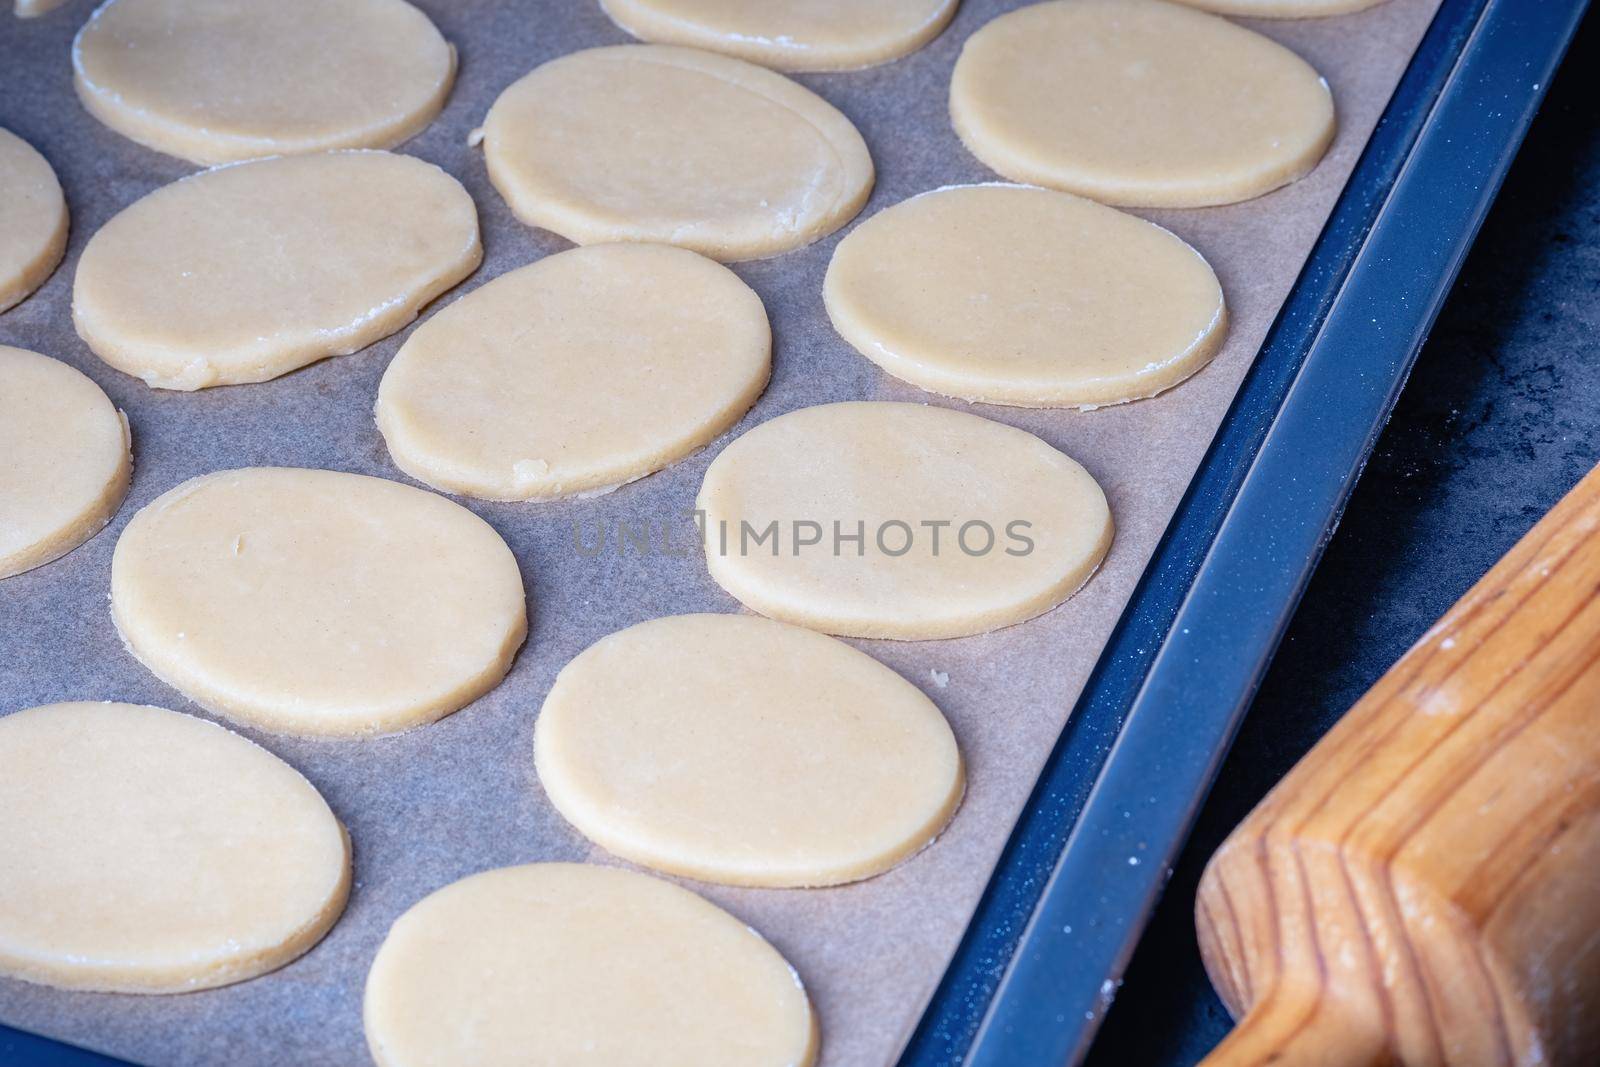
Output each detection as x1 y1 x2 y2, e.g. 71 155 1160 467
1085 8 1600 1066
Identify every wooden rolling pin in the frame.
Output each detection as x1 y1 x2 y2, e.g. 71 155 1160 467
1195 464 1600 1067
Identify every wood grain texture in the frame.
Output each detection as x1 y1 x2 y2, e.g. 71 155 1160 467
1196 464 1600 1067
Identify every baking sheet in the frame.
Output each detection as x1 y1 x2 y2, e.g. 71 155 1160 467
0 1 1443 1063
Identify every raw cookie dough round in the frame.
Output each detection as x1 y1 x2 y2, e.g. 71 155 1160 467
598 0 960 72
0 346 131 580
949 0 1337 208
697 402 1113 639
0 701 350 993
377 244 770 501
536 613 964 887
365 863 816 1067
482 45 874 261
0 128 67 313
74 151 480 390
1172 0 1389 16
72 0 456 165
824 183 1226 408
111 467 527 736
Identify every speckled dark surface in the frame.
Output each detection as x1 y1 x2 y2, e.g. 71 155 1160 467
1085 9 1600 1066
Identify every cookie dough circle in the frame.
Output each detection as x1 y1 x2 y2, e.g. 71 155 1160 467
482 45 874 261
365 864 816 1067
599 0 959 72
697 402 1113 639
74 151 480 390
949 0 1336 207
537 614 963 886
0 128 67 313
110 467 527 736
1172 0 1389 15
0 346 131 580
377 244 770 501
824 183 1226 408
0 701 350 993
72 0 456 165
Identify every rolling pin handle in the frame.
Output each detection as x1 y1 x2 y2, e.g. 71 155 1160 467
1198 987 1391 1067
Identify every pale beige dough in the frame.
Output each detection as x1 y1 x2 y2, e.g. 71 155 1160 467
0 128 67 312
536 613 964 887
697 402 1113 639
0 701 350 993
377 244 770 501
1172 0 1389 16
482 45 874 261
72 0 456 165
824 183 1226 408
111 467 527 737
598 0 960 72
74 151 480 390
949 0 1337 208
365 863 816 1067
0 346 131 580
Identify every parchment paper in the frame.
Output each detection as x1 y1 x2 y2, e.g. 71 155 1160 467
0 1 1443 1063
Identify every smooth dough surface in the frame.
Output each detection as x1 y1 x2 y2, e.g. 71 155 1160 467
378 243 770 501
825 183 1226 408
0 346 131 580
536 613 964 886
365 864 816 1067
1172 0 1389 15
0 128 67 312
697 402 1113 639
0 701 350 993
111 467 527 736
72 0 456 164
599 0 959 71
74 151 480 390
949 0 1336 207
482 45 874 261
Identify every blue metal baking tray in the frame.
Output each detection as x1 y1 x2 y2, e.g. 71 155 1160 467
0 0 1586 1065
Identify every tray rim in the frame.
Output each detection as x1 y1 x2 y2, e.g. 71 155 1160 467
900 0 1591 1063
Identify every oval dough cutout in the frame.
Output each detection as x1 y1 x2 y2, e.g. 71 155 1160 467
697 402 1113 639
537 613 963 886
825 184 1226 408
0 128 67 313
0 701 350 993
378 244 770 501
74 151 480 390
599 0 960 72
365 864 816 1067
949 0 1336 207
0 346 131 580
1172 0 1389 16
73 0 456 165
482 45 874 261
111 467 527 736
